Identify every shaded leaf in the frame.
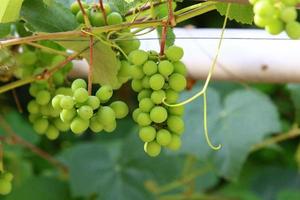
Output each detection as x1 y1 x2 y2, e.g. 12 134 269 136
287 84 300 124
0 23 11 37
0 0 24 23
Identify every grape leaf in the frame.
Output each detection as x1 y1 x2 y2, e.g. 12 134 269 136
277 189 300 200
0 23 11 37
216 3 254 25
178 85 281 180
0 0 24 23
21 0 78 32
286 84 300 124
157 26 175 48
58 38 120 88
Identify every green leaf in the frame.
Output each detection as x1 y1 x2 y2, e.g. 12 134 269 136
6 177 71 200
179 85 281 180
286 84 300 124
277 189 300 200
0 0 24 23
58 39 119 88
21 0 78 32
216 3 254 25
157 26 175 48
0 23 11 37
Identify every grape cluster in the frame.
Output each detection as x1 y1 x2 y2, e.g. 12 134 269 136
0 172 13 195
52 79 129 134
251 0 300 39
129 46 187 157
0 49 15 82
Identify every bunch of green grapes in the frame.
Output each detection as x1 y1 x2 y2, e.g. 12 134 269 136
0 48 15 82
0 172 13 195
129 46 187 157
52 79 129 134
250 0 300 39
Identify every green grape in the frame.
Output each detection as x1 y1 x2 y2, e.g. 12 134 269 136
110 101 129 119
169 73 187 92
118 37 141 54
96 85 113 102
158 60 174 77
71 78 87 91
60 108 76 122
156 129 172 146
130 65 144 79
254 15 270 28
36 90 51 106
56 87 73 96
49 106 60 117
150 106 168 123
70 1 80 14
118 60 132 77
97 106 116 125
76 10 85 23
138 89 152 101
142 76 150 89
129 50 149 66
149 74 165 90
46 125 60 140
2 172 13 182
52 95 63 110
0 180 12 195
253 0 275 17
29 114 39 123
286 21 300 39
173 61 187 76
90 10 105 27
77 105 93 120
139 98 154 112
107 12 123 25
167 134 182 151
74 88 89 103
282 0 298 6
132 108 142 122
139 126 156 142
54 118 70 132
169 106 184 116
280 7 297 23
90 116 103 133
265 19 284 35
143 61 157 76
33 118 49 134
27 100 39 114
131 79 143 92
52 71 64 85
70 117 89 134
165 45 184 62
165 89 179 103
40 105 51 116
19 51 37 66
60 96 75 109
103 119 117 132
144 141 161 157
86 96 100 110
151 90 166 104
137 112 152 126
103 3 112 14
167 116 184 134
29 84 39 96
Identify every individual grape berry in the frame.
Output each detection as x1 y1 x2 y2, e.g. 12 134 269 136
142 76 151 89
165 45 184 62
167 116 185 135
139 126 156 142
86 96 100 110
19 51 37 66
280 7 297 23
97 106 116 125
156 129 172 146
168 73 187 92
144 141 161 157
33 118 49 134
151 90 166 104
131 79 143 92
118 60 132 78
27 100 39 114
265 19 284 35
137 112 152 126
286 21 300 39
0 180 12 195
70 117 89 134
130 65 144 79
158 60 174 77
150 106 168 123
76 9 88 23
132 108 142 122
139 98 154 112
128 50 148 66
253 0 275 17
173 61 187 76
90 116 103 132
118 36 141 54
60 108 76 122
165 89 179 104
90 10 105 27
149 74 165 90
138 89 152 101
53 72 64 85
52 95 63 110
74 88 89 103
46 125 60 140
56 87 73 96
53 118 70 132
103 3 112 14
109 101 129 119
71 78 87 91
143 61 157 76
36 90 51 106
168 106 184 116
77 105 93 120
107 12 123 25
70 1 88 14
103 119 117 132
96 85 113 102
167 134 182 150
60 96 75 110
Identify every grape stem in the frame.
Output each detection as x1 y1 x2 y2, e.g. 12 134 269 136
12 89 23 113
88 35 94 95
99 0 108 25
25 42 71 57
77 0 91 28
125 0 165 17
159 21 168 56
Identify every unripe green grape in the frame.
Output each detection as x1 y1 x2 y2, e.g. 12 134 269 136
90 116 103 132
60 108 76 122
36 90 51 106
156 129 172 146
118 60 132 78
253 0 275 17
52 71 64 85
150 106 168 123
70 1 80 14
139 126 156 142
129 50 148 66
131 79 143 92
60 96 75 110
49 106 60 117
167 116 184 134
40 105 51 116
46 125 60 140
29 84 39 96
103 119 117 132
96 85 113 102
280 7 297 23
286 21 300 39
169 73 186 92
90 10 105 27
33 118 49 134
77 105 93 120
76 10 85 23
74 88 89 103
254 15 270 28
130 65 144 79
54 118 70 132
158 60 174 77
27 100 39 114
0 180 12 195
149 74 165 90
56 87 73 96
132 108 142 122
103 3 111 14
173 61 187 76
169 106 184 116
52 95 63 110
110 101 129 119
19 51 37 66
138 89 152 101
165 89 179 104
107 12 123 25
71 78 87 91
70 117 89 134
282 0 297 6
144 141 161 157
2 172 13 182
151 90 166 104
97 106 116 125
167 134 182 151
139 98 154 112
142 76 150 89
118 37 141 54
143 61 157 76
86 96 100 110
165 45 184 62
29 114 39 123
137 112 152 126
265 19 284 35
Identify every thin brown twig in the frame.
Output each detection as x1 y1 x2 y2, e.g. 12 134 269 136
99 0 108 25
12 89 23 113
159 21 168 55
88 35 94 95
77 0 91 27
167 0 176 26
